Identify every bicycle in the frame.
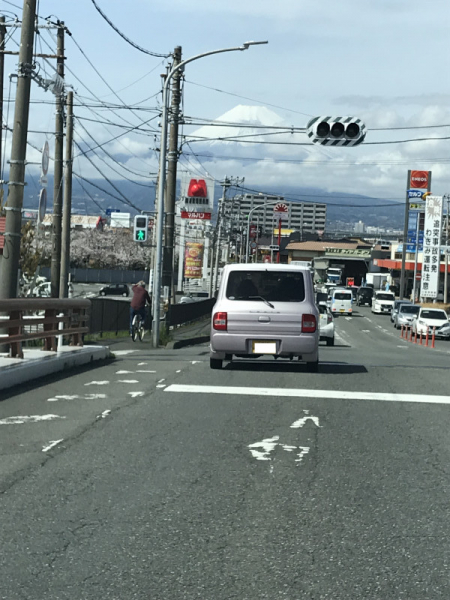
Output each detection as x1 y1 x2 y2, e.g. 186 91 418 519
131 313 145 342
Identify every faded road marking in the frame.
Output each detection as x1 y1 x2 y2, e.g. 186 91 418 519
85 381 109 386
0 415 66 425
42 439 63 453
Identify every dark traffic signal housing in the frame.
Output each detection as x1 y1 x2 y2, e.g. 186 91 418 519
133 214 149 242
307 116 366 146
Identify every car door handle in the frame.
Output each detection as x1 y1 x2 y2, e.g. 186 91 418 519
258 316 271 323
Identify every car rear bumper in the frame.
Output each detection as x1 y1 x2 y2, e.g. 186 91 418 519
210 331 319 360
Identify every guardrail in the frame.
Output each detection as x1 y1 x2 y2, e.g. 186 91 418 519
0 298 90 359
166 298 215 329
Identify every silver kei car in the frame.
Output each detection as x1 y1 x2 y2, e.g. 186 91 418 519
210 264 319 371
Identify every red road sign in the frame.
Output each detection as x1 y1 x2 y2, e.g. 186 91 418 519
181 211 211 220
273 202 289 220
410 170 430 189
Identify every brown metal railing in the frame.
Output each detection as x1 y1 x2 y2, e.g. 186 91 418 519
0 298 90 359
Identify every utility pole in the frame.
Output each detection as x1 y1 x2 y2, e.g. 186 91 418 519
50 22 65 298
163 46 182 300
0 15 6 190
213 177 230 294
399 171 410 300
59 91 73 297
444 195 449 304
0 0 37 299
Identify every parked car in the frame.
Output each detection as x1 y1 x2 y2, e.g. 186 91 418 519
412 308 450 337
393 304 420 329
318 303 335 346
210 264 319 371
435 321 450 340
99 284 129 297
356 287 373 306
372 291 395 314
390 299 412 323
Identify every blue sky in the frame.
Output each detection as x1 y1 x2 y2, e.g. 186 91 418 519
2 0 450 211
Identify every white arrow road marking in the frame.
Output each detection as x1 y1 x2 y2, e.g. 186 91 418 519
42 439 63 453
0 415 66 425
116 370 133 374
296 447 310 463
290 415 321 428
165 384 450 405
117 380 139 384
97 410 111 419
85 381 109 386
248 436 279 461
128 392 145 398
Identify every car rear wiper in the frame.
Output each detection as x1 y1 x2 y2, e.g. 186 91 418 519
247 295 275 309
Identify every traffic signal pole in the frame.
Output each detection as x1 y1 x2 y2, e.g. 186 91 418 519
0 0 37 300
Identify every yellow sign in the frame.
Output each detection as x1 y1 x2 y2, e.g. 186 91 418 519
272 228 294 235
325 248 371 258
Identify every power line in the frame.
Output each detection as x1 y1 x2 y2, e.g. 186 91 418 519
90 0 170 58
73 170 143 212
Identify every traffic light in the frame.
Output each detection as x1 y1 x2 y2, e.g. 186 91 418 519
307 116 366 146
133 214 148 242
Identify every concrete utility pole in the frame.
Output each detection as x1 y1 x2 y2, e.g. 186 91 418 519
0 0 37 299
59 91 73 298
444 195 449 304
0 15 6 188
213 177 231 294
50 22 65 298
162 46 182 300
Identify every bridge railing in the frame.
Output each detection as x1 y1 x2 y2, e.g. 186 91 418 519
0 298 90 359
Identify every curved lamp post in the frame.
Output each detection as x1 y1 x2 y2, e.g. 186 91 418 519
152 41 268 347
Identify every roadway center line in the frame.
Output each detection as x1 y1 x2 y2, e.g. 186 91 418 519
164 384 450 405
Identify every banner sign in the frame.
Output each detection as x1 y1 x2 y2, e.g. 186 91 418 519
180 211 211 220
410 170 430 189
184 242 204 279
420 196 443 299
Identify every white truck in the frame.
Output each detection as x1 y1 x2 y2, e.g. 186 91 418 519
326 267 343 285
365 273 386 290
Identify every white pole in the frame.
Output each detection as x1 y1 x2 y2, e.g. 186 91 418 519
178 218 186 291
412 213 420 302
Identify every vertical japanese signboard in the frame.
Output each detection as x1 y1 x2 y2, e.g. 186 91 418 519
420 196 443 299
184 242 204 279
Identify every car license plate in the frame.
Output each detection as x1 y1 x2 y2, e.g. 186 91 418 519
252 341 276 354
340 309 345 312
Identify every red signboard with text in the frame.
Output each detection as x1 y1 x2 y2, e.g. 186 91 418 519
410 171 430 189
180 211 211 220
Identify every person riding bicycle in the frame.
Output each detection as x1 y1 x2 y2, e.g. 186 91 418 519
130 280 151 336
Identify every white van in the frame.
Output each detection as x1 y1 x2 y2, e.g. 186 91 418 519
331 289 353 315
372 291 395 314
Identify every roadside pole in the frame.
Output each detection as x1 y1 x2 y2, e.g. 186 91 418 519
59 91 73 297
412 212 420 302
0 0 37 299
50 23 65 298
444 195 449 304
0 16 6 188
277 217 281 263
399 170 411 300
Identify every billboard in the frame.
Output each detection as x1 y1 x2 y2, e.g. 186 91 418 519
420 196 443 299
184 242 204 279
410 171 430 189
180 172 214 212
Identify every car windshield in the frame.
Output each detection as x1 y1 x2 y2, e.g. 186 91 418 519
376 294 394 300
421 310 448 320
400 305 420 314
226 270 305 302
334 292 352 300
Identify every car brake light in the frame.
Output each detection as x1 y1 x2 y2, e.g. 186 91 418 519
302 314 317 333
213 312 227 331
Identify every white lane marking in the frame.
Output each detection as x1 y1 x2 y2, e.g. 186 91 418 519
48 393 107 402
290 415 321 428
156 384 166 388
85 381 109 386
176 370 181 373
397 345 408 349
345 317 352 321
296 447 310 463
128 391 145 398
248 436 279 460
98 410 111 419
365 317 373 322
114 350 138 356
0 415 66 425
42 439 63 453
158 379 165 383
165 384 450 405
117 379 139 384
136 370 156 373
138 362 148 366
281 445 296 452
191 361 201 365
116 370 133 374
362 330 371 333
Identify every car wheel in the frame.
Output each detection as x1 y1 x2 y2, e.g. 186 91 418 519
306 360 319 373
210 358 223 370
326 337 334 347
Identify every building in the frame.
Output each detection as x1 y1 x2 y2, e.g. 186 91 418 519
354 220 365 234
224 194 327 237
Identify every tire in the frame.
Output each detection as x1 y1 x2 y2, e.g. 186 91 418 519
326 337 334 346
306 360 319 373
138 325 144 341
210 358 223 370
131 327 136 342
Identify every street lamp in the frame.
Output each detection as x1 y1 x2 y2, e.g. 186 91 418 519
152 40 268 347
245 202 280 263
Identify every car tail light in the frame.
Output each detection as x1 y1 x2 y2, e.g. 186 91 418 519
213 312 227 331
302 314 317 333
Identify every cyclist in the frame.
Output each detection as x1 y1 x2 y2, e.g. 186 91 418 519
130 280 151 336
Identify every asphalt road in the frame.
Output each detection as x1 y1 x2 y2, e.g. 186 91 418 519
1 309 450 599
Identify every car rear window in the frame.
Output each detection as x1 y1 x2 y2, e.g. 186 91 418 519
334 292 352 300
318 304 328 314
226 270 305 302
421 310 448 319
401 305 420 314
376 293 394 301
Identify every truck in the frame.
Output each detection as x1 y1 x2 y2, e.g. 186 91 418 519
326 267 343 285
365 273 386 290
